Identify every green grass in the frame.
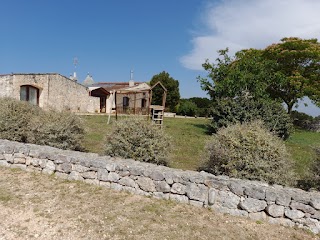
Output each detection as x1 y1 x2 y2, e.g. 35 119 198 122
81 115 320 178
285 128 320 177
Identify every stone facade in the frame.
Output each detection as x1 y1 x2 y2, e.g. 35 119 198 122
1 138 320 234
0 73 100 113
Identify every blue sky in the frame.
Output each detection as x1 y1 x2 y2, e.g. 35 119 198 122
1 0 320 116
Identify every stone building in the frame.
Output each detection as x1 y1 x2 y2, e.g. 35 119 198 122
0 73 103 113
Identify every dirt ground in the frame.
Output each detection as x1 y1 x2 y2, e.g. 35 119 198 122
0 167 318 240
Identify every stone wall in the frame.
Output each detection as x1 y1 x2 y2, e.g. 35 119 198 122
0 74 100 113
1 139 320 233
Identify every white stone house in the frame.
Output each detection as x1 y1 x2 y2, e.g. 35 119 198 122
0 73 103 113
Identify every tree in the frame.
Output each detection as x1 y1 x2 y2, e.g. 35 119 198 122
264 37 320 113
176 99 198 116
199 37 320 114
150 71 180 112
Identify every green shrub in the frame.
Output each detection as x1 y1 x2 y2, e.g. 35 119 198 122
104 117 171 165
29 110 85 151
0 98 85 151
201 120 296 186
0 98 40 142
208 96 293 139
177 100 198 116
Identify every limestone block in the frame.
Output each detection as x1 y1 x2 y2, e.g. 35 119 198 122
149 170 165 181
186 183 208 202
106 163 117 172
154 181 170 193
119 177 137 188
136 177 156 192
216 191 240 209
204 179 229 190
13 157 26 164
97 169 109 182
211 205 248 217
45 160 55 171
81 171 97 179
107 172 120 183
284 209 305 220
208 188 217 205
239 198 267 213
0 154 5 160
249 212 267 221
4 154 14 163
244 185 266 200
190 200 203 207
42 168 54 175
55 172 69 179
170 194 189 204
84 179 99 185
290 201 316 214
153 192 170 200
228 182 244 196
68 171 84 181
110 183 123 191
171 183 186 195
25 157 32 166
31 158 40 167
163 171 174 184
267 217 295 227
72 164 88 173
311 198 320 210
266 204 284 218
38 159 47 168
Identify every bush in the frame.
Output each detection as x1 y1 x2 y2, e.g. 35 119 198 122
209 96 293 139
105 117 171 165
177 100 198 116
291 111 320 132
0 98 85 151
201 120 296 186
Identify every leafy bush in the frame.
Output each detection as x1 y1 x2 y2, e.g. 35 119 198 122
105 117 171 165
177 100 198 116
209 95 293 139
0 98 85 151
29 110 85 151
291 111 320 132
201 120 296 186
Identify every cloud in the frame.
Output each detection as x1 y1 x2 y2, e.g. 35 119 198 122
180 0 320 70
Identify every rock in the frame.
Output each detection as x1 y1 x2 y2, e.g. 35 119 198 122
11 164 26 170
284 209 305 220
68 171 84 181
267 217 295 227
190 200 203 207
149 170 165 181
153 192 170 200
170 194 189 204
84 179 99 185
244 185 265 200
13 157 26 164
211 205 248 217
290 201 316 214
38 159 47 168
107 172 120 183
4 154 14 163
136 177 156 192
45 160 55 171
99 181 111 189
239 198 267 213
216 191 240 209
0 160 9 167
310 198 320 210
55 172 69 179
249 212 267 221
311 211 320 220
208 188 217 205
171 183 186 195
154 181 170 193
97 169 109 181
42 168 54 175
106 163 117 172
204 179 229 190
266 204 284 218
72 164 88 173
110 183 123 191
119 177 137 188
186 183 208 203
228 182 244 196
82 171 97 179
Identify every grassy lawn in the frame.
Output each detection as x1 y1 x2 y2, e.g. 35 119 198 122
81 115 320 179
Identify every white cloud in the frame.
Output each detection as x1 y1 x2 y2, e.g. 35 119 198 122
181 0 320 70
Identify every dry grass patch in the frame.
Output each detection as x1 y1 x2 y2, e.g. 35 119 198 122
0 167 318 240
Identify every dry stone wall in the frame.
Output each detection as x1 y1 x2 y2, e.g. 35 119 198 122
1 139 320 233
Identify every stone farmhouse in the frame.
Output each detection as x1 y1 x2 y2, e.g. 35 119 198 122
0 73 152 115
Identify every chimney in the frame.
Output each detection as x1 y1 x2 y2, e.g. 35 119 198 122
129 69 134 87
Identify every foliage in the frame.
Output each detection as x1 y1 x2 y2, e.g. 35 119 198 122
208 95 293 139
0 98 85 150
201 121 296 186
199 37 320 114
189 97 211 117
176 99 198 116
29 110 85 151
104 117 171 165
150 71 180 112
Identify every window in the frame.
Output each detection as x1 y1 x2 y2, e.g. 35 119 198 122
20 85 39 105
141 98 146 108
123 96 129 107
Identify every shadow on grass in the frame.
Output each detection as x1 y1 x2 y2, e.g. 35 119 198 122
189 123 212 135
